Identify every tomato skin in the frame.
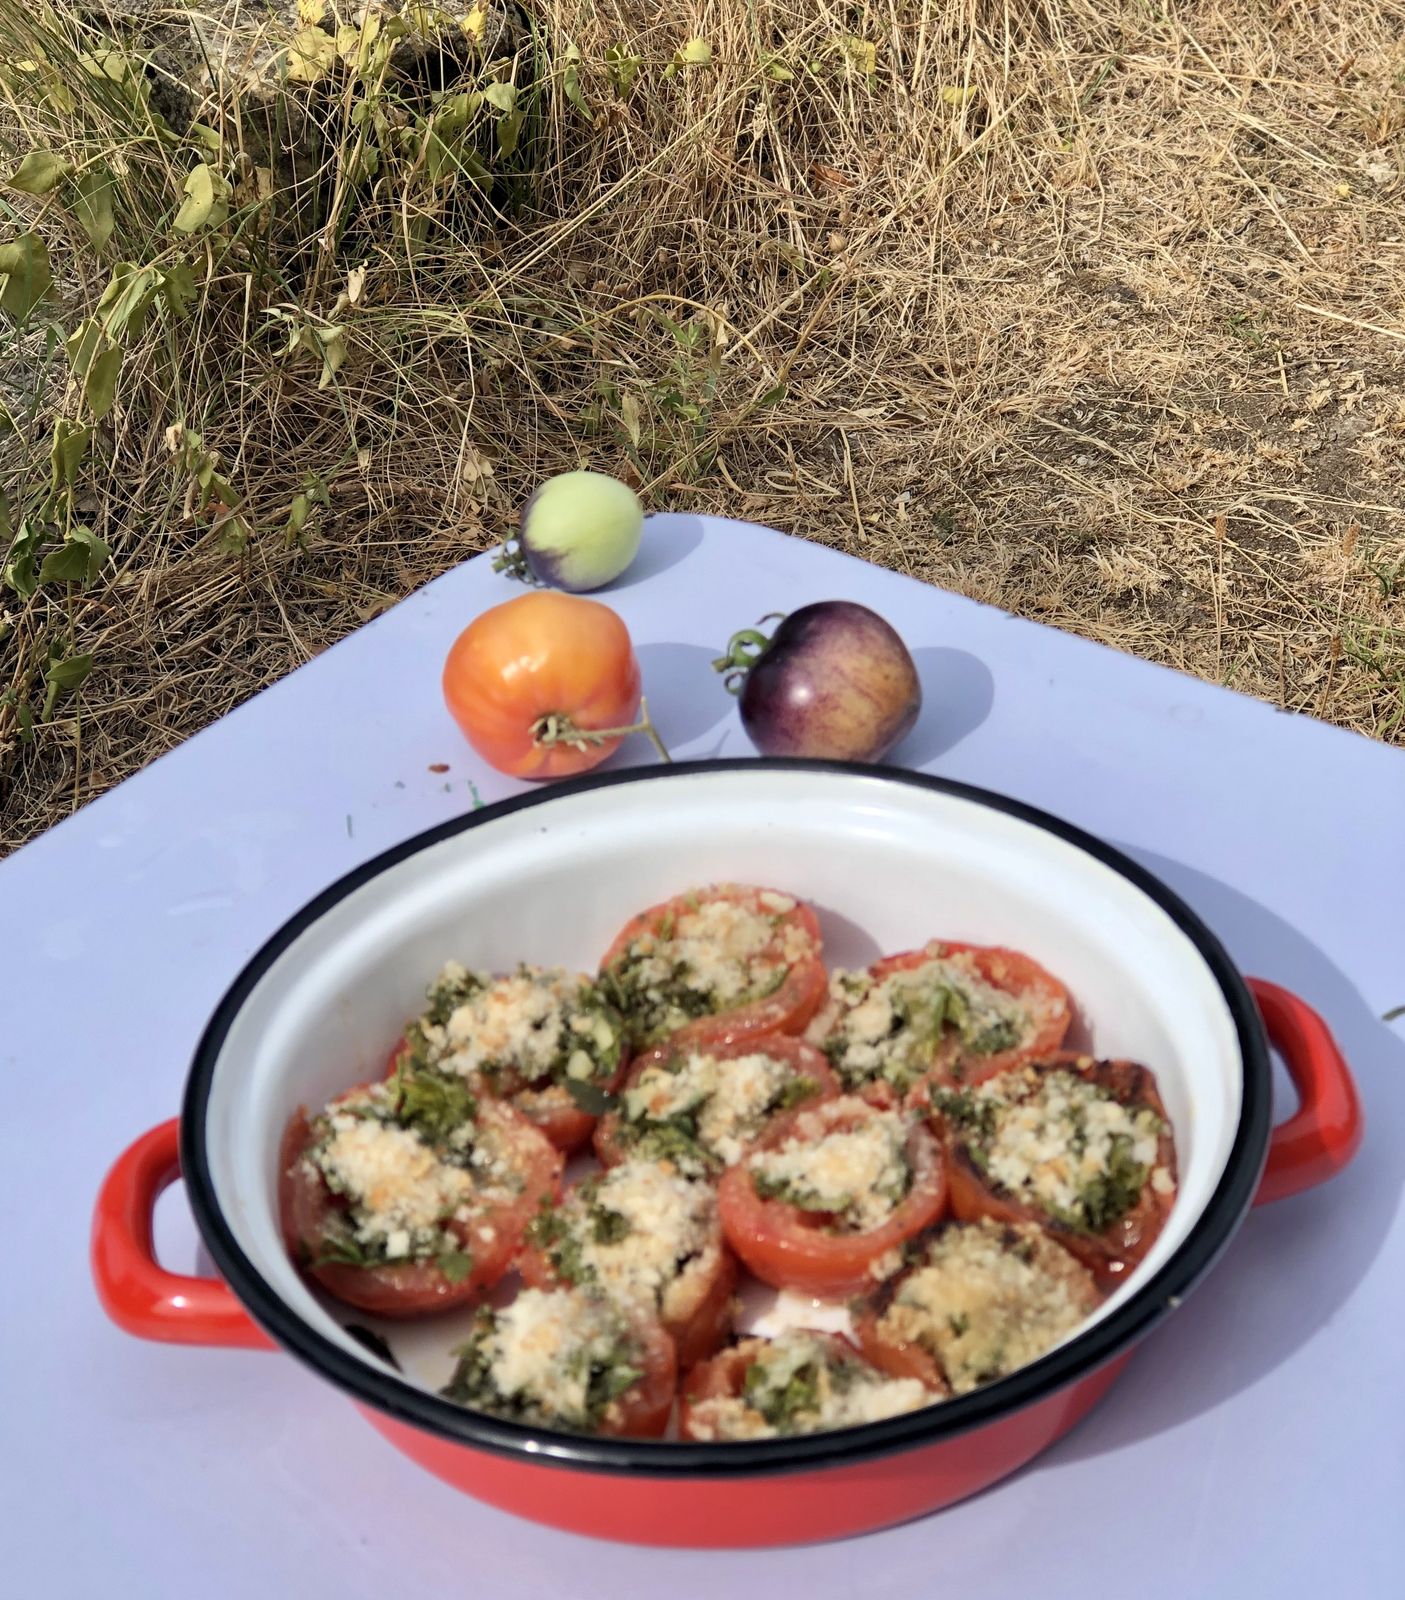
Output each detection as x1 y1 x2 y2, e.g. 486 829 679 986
911 942 1072 1088
593 1034 842 1170
810 940 1072 1106
670 1246 738 1370
382 1037 629 1157
717 1097 948 1302
852 1299 949 1392
509 1081 619 1155
597 1313 678 1438
442 591 642 780
278 1090 563 1318
931 1054 1177 1288
600 885 828 1052
518 1180 738 1368
678 1331 878 1440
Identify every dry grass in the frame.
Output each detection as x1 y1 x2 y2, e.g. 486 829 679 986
3 0 1404 853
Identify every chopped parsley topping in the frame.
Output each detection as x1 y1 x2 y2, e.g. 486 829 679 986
687 1331 930 1440
879 1219 1101 1394
614 1046 823 1175
527 1161 716 1319
441 1290 645 1431
601 891 813 1048
405 962 624 1101
746 1103 914 1233
937 1066 1166 1234
301 1063 508 1273
816 956 1027 1096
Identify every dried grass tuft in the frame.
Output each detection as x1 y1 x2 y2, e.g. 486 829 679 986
3 0 1403 852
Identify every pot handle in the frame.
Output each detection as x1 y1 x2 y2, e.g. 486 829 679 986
92 1118 275 1349
1248 979 1363 1207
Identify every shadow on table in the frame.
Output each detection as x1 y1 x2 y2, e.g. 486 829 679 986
632 642 734 749
890 647 995 769
609 513 707 590
1039 846 1405 1467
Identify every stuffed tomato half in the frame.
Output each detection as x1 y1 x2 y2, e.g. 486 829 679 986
717 1095 947 1300
808 940 1072 1104
927 1054 1178 1286
441 1287 677 1438
594 1034 841 1176
853 1217 1103 1395
278 1066 562 1317
519 1156 737 1369
389 962 627 1153
679 1328 931 1441
599 884 827 1052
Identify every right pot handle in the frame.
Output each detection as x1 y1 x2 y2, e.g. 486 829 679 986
1247 978 1363 1207
92 1118 275 1349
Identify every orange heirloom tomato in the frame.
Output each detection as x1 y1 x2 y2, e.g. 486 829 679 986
442 591 642 780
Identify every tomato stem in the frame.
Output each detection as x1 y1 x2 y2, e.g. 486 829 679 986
531 697 673 764
710 615 787 695
492 540 538 585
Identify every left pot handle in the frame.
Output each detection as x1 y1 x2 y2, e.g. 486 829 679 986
1248 979 1364 1207
92 1118 275 1350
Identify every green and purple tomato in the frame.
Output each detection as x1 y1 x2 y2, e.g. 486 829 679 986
716 601 922 762
517 470 643 592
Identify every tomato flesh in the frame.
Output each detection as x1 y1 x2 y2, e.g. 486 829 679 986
852 1300 948 1391
600 884 828 1053
932 1053 1177 1287
808 939 1072 1106
717 1097 947 1301
593 1033 842 1172
278 1088 562 1318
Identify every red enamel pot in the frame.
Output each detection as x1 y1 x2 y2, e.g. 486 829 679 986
91 762 1361 1547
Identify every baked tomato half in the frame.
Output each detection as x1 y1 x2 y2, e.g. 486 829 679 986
679 1329 932 1441
717 1095 947 1300
599 883 827 1052
853 1217 1102 1395
442 591 642 780
929 1053 1177 1287
806 939 1073 1105
278 1068 562 1318
593 1033 841 1176
440 1287 676 1437
519 1157 735 1369
393 962 627 1154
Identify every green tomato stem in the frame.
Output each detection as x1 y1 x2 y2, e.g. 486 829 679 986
710 614 788 694
531 696 672 764
492 540 537 584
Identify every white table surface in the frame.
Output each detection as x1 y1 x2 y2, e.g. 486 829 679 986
4 515 1404 1596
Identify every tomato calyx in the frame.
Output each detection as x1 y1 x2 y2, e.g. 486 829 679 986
711 613 788 695
531 695 673 764
491 538 539 586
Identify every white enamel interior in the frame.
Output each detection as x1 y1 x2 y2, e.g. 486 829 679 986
199 767 1243 1391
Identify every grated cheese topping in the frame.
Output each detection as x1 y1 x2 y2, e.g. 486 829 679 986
746 1097 913 1233
812 952 1029 1095
619 1047 818 1172
604 887 816 1046
412 964 620 1093
943 1065 1168 1233
308 1078 513 1265
878 1219 1101 1394
534 1158 718 1323
686 1331 931 1440
442 1288 645 1431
